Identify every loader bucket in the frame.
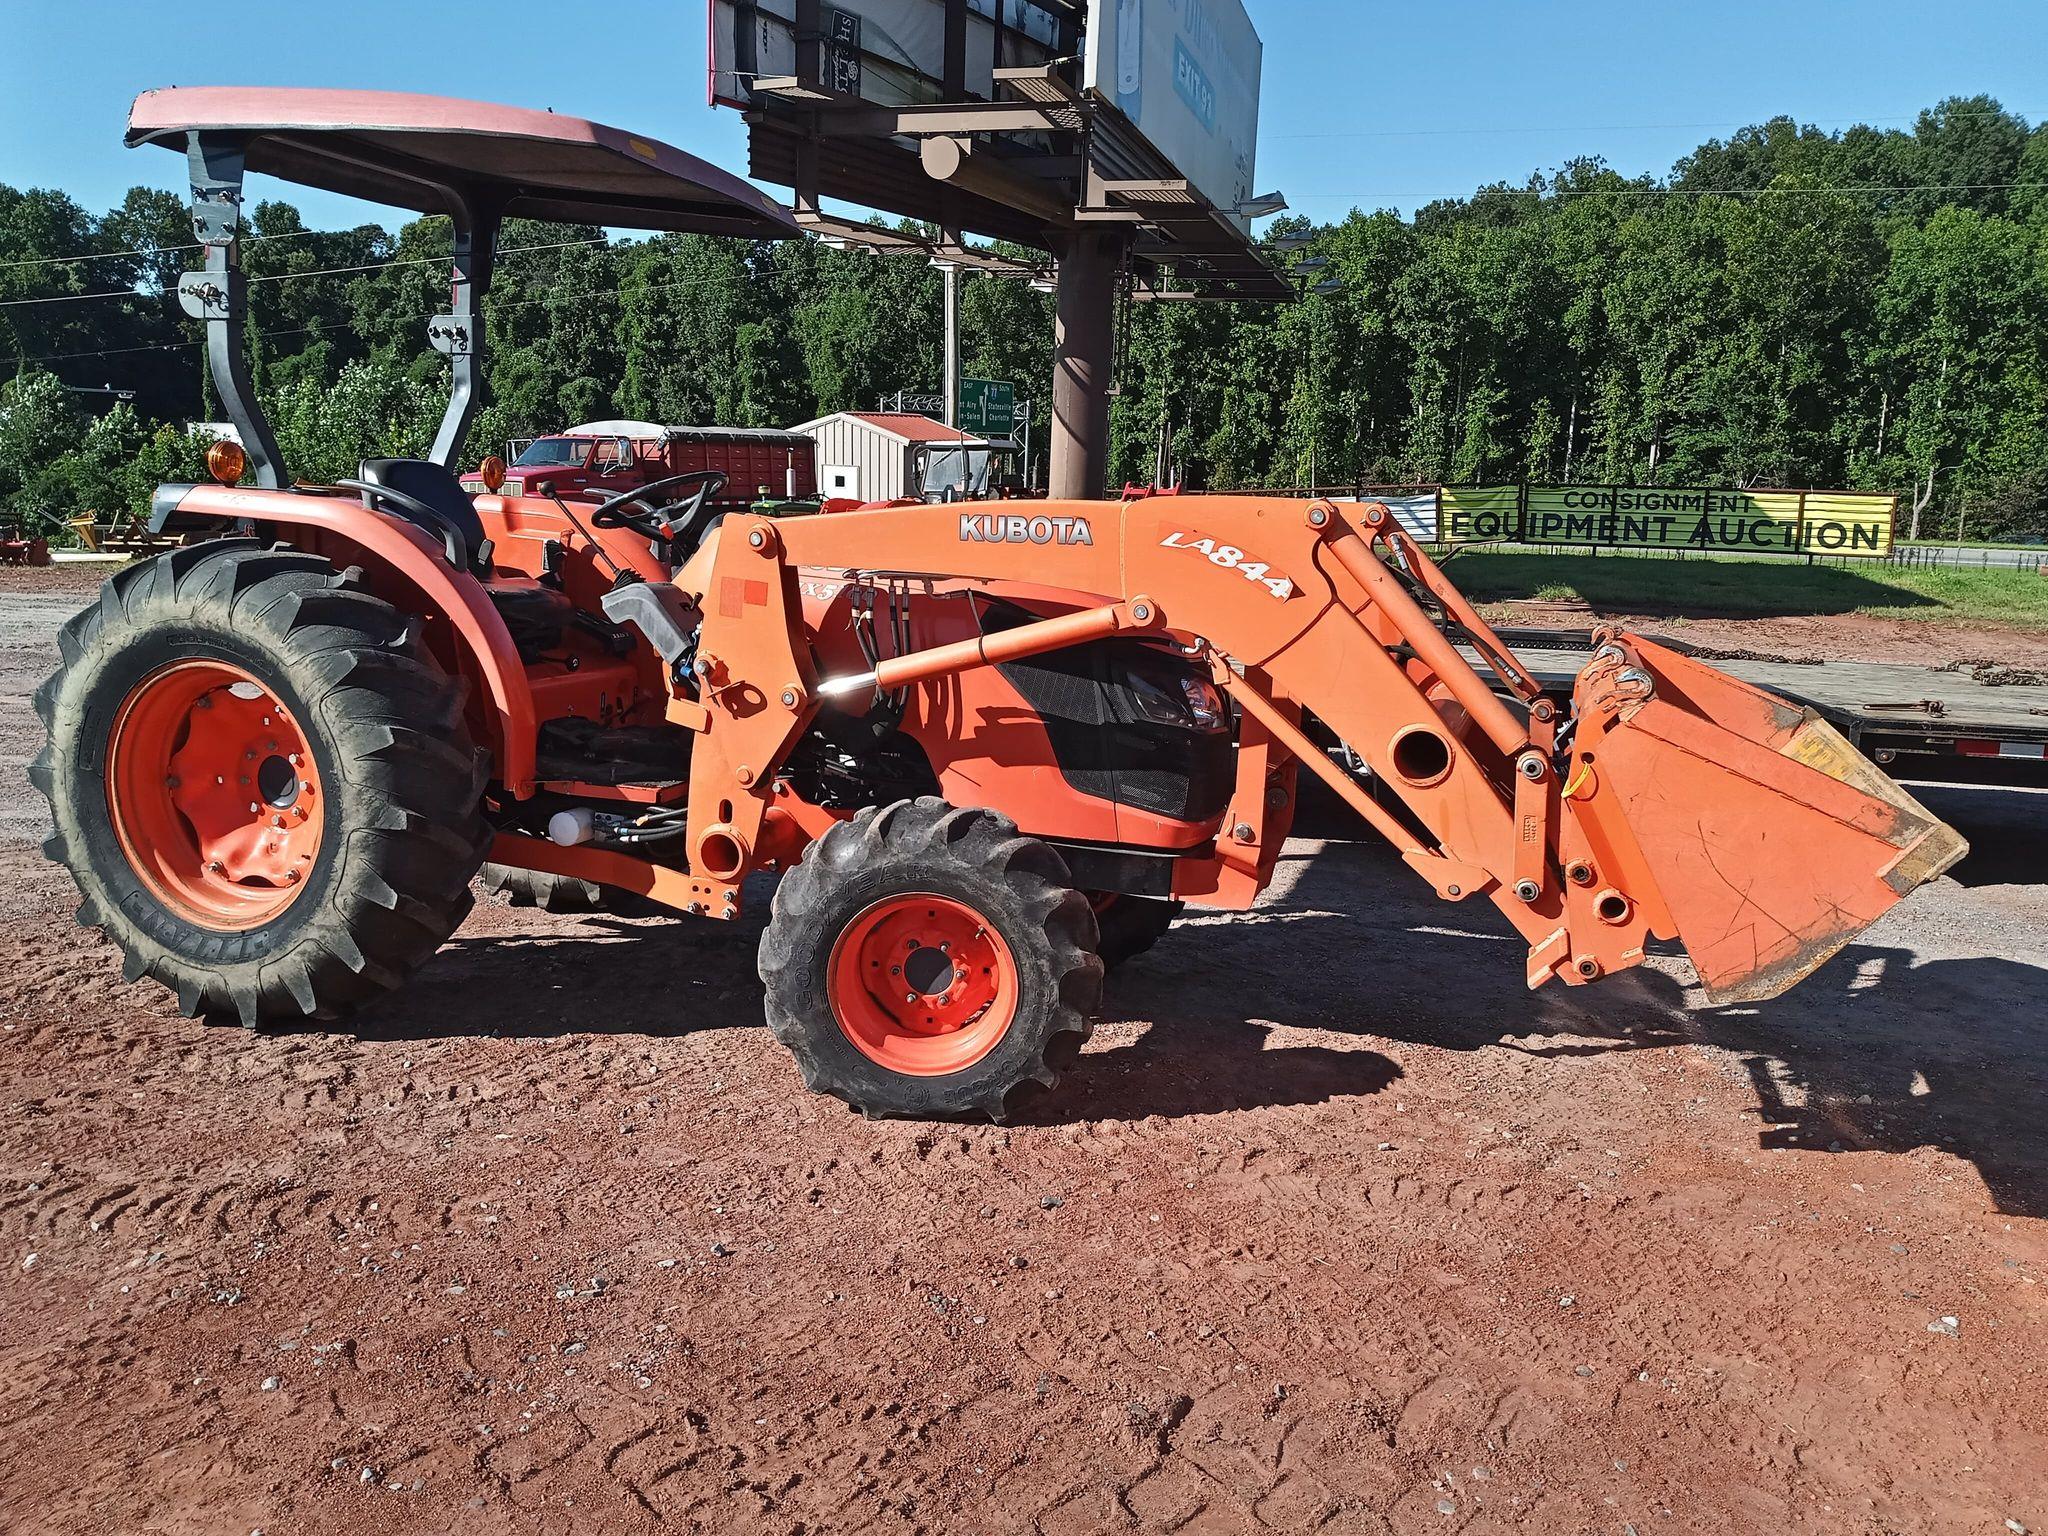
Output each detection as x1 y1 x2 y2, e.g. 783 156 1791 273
1571 635 1968 1005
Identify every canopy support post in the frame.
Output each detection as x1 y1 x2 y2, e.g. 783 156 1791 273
429 198 500 469
178 133 286 489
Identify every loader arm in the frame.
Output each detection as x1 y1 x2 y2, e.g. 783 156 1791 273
677 496 1964 1001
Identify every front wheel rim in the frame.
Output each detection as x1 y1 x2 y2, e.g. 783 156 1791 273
103 659 326 930
827 894 1018 1076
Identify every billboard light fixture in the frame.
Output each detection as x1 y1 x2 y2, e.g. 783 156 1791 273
1236 191 1288 218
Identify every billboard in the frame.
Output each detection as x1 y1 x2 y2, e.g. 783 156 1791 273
1084 0 1262 233
1438 484 1897 558
710 0 1063 109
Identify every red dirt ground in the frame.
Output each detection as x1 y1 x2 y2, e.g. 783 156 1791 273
1 573 2044 1535
1490 598 2048 668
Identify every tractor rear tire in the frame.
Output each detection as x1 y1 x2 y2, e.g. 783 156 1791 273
1090 894 1184 969
481 863 608 913
30 539 490 1026
480 862 662 918
759 797 1102 1121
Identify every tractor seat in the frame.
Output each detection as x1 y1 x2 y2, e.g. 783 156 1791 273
355 458 490 574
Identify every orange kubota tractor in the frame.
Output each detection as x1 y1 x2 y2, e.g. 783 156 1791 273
34 90 1965 1120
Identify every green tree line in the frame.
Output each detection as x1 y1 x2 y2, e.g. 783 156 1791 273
4 95 2045 539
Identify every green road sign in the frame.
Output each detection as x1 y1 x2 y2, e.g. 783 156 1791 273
958 378 1015 438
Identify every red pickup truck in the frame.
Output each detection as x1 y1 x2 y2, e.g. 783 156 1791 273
466 419 818 507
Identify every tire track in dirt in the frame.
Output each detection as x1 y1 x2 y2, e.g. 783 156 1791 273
3 577 2046 1533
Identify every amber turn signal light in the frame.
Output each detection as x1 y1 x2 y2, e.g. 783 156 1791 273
205 439 247 486
478 454 508 493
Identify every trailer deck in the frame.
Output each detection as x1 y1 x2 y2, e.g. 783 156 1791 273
1486 628 2048 779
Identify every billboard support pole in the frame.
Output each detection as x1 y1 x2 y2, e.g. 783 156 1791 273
1050 227 1122 499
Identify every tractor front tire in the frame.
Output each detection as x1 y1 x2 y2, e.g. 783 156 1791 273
1090 894 1184 970
759 797 1102 1121
30 539 490 1026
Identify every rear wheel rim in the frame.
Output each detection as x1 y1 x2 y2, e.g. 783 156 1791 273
827 894 1018 1076
103 659 325 931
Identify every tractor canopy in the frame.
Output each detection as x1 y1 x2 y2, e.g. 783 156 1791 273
128 87 799 489
127 86 799 236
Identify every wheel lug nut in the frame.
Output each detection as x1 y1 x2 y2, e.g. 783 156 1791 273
287 754 302 767
206 860 224 874
890 965 901 976
248 802 260 814
272 815 287 829
905 992 918 1004
284 870 301 885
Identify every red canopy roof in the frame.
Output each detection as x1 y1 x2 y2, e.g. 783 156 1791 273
127 86 798 239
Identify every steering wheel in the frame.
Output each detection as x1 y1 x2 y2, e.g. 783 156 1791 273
588 471 728 541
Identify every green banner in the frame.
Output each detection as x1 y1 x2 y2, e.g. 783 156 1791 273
1440 484 1895 557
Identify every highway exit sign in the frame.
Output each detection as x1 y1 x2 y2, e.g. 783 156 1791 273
959 378 1015 438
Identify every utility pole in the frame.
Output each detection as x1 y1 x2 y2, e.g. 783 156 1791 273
941 263 960 429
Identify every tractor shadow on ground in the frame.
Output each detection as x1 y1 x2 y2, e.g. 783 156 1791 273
341 901 775 1044
343 787 2047 1213
1201 785 2048 1216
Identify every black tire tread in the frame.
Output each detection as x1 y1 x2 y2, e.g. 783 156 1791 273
1093 894 1184 969
480 863 613 914
33 539 489 1026
759 796 1100 1121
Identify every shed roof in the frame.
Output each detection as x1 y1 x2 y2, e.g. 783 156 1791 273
792 411 990 446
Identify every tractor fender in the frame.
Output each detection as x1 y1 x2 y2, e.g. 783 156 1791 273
165 485 538 794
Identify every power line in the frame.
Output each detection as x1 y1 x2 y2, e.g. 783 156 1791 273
1286 180 2048 203
0 233 610 310
246 235 607 286
5 336 196 366
1269 105 2045 141
0 224 330 275
2 263 754 366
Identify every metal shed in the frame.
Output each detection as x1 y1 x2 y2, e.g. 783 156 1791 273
789 412 992 504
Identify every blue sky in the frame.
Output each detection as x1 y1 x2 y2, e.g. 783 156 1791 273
3 1 2043 234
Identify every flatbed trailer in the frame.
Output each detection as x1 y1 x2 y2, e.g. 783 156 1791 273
1484 629 2048 785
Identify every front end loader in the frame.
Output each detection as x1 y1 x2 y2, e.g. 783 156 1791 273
31 90 1965 1121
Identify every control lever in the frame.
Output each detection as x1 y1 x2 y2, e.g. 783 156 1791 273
600 579 703 675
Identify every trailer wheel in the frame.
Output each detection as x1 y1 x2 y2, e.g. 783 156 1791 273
1089 893 1184 969
759 797 1102 1121
30 540 489 1026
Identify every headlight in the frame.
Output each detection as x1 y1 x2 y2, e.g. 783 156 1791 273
1179 673 1226 731
1124 669 1228 732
